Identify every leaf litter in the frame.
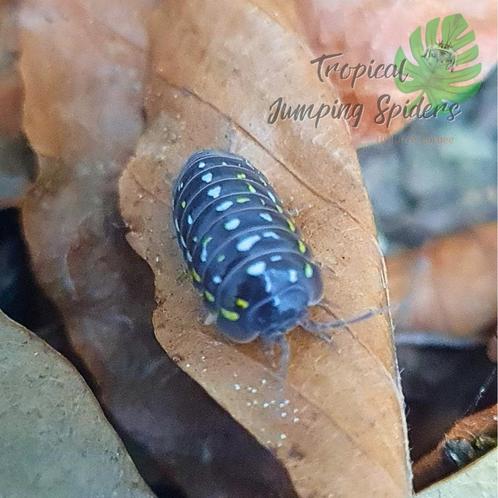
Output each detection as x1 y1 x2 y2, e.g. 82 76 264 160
120 1 412 496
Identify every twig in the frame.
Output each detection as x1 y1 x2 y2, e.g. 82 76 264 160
413 404 497 491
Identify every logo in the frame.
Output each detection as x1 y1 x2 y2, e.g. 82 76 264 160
395 13 482 111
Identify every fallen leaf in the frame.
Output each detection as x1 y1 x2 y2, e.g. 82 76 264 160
120 1 411 496
416 448 497 498
387 222 497 337
0 310 155 498
18 1 298 495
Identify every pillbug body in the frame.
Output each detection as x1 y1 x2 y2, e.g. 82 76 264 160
173 150 323 346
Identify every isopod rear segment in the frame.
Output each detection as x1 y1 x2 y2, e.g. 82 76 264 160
172 149 323 344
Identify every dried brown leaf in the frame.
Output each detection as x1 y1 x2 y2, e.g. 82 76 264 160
120 1 411 496
387 223 497 337
0 311 155 498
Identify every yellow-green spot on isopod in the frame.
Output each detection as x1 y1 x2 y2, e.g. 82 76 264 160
181 200 186 209
235 298 249 309
202 236 213 247
276 205 284 213
287 219 296 232
220 308 240 321
237 173 246 179
304 263 313 279
192 269 202 283
236 197 250 204
204 291 215 302
246 183 256 193
298 240 306 254
217 254 226 262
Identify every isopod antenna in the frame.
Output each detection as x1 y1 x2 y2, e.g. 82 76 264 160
299 304 389 343
301 254 431 342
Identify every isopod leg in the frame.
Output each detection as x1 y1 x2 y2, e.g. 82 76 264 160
261 335 290 380
276 335 290 380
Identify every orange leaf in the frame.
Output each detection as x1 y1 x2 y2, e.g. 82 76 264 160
120 1 411 496
387 222 497 337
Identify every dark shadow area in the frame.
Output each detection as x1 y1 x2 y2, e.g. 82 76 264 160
397 340 497 461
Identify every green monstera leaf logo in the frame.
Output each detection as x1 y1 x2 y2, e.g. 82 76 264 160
395 13 482 111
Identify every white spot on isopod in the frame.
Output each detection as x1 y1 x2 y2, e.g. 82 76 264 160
187 215 193 225
289 269 298 283
224 218 241 231
201 172 213 183
237 235 261 252
216 200 233 212
263 231 280 240
198 162 206 169
259 213 273 222
270 255 282 262
264 274 272 293
213 275 222 284
207 186 221 198
247 261 266 276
